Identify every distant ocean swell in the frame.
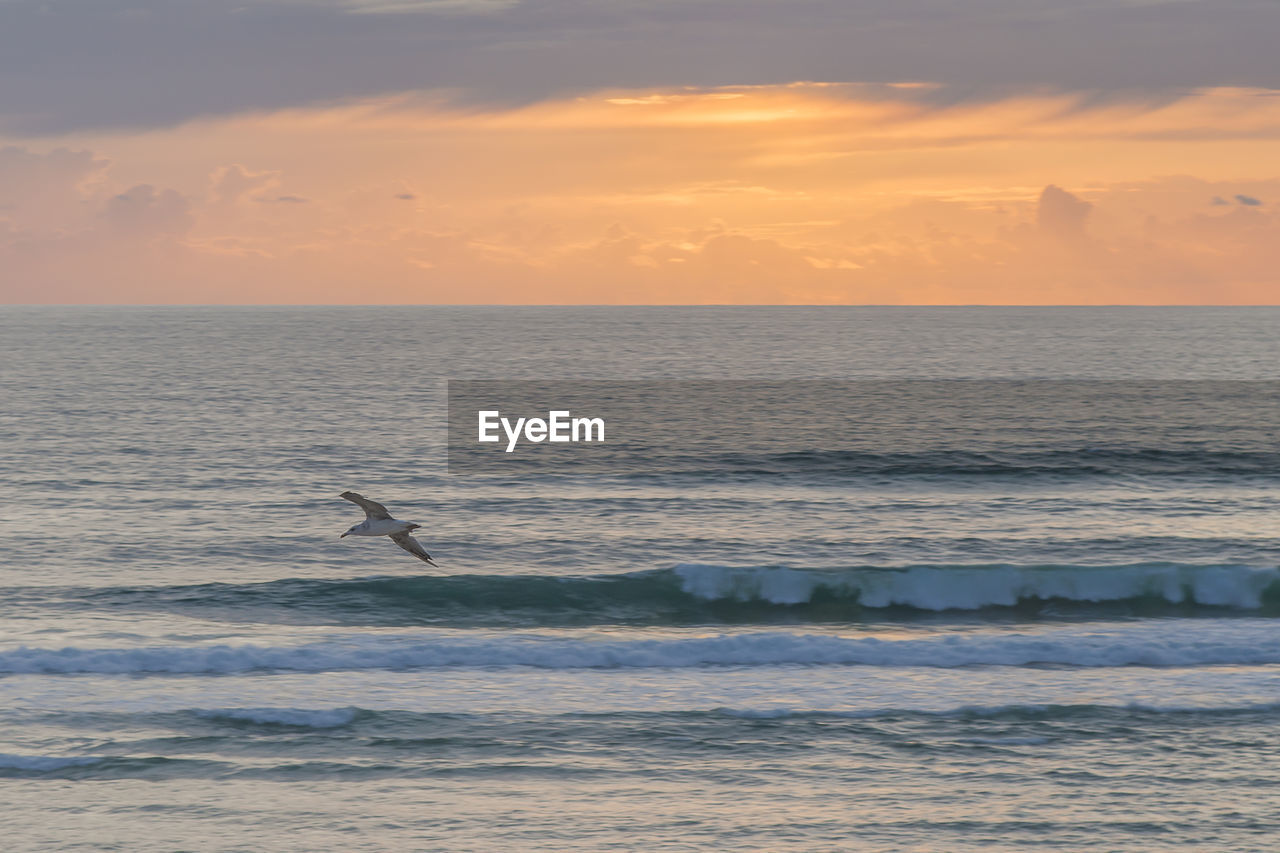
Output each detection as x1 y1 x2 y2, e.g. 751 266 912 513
15 703 1280 733
484 447 1280 480
5 621 1280 674
6 702 1280 781
45 563 1280 626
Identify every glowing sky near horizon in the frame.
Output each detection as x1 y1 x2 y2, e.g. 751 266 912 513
2 0 1279 304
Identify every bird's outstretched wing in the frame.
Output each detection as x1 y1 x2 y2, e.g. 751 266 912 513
340 491 392 520
389 531 438 567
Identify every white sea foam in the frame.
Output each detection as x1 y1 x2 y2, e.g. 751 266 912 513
3 620 1279 674
672 562 1280 610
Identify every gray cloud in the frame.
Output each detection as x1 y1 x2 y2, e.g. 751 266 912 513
0 144 105 199
1 0 1279 134
102 184 192 235
1037 185 1092 239
1235 194 1263 206
210 164 277 205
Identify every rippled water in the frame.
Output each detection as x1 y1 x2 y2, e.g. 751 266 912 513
3 307 1280 851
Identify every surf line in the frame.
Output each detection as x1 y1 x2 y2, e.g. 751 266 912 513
478 410 606 452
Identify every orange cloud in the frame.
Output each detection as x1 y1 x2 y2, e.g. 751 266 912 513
3 85 1280 303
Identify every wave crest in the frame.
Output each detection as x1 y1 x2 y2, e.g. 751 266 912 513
50 563 1280 628
672 562 1280 611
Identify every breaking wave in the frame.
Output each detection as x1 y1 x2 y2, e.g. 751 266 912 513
55 562 1280 627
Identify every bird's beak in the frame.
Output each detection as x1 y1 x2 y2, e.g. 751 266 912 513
339 532 348 539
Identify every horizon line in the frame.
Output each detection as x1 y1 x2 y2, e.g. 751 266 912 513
4 303 1280 309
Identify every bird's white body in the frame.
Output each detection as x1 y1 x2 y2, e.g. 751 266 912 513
338 492 438 567
346 518 418 537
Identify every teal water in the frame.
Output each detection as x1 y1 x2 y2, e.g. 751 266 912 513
2 307 1280 851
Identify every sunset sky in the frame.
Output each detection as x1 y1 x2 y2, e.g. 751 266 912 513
3 0 1280 304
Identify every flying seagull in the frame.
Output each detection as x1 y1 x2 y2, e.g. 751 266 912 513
338 491 438 567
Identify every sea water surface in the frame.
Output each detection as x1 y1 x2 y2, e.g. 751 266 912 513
2 307 1280 851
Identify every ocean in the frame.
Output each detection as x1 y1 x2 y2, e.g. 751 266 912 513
2 306 1280 851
